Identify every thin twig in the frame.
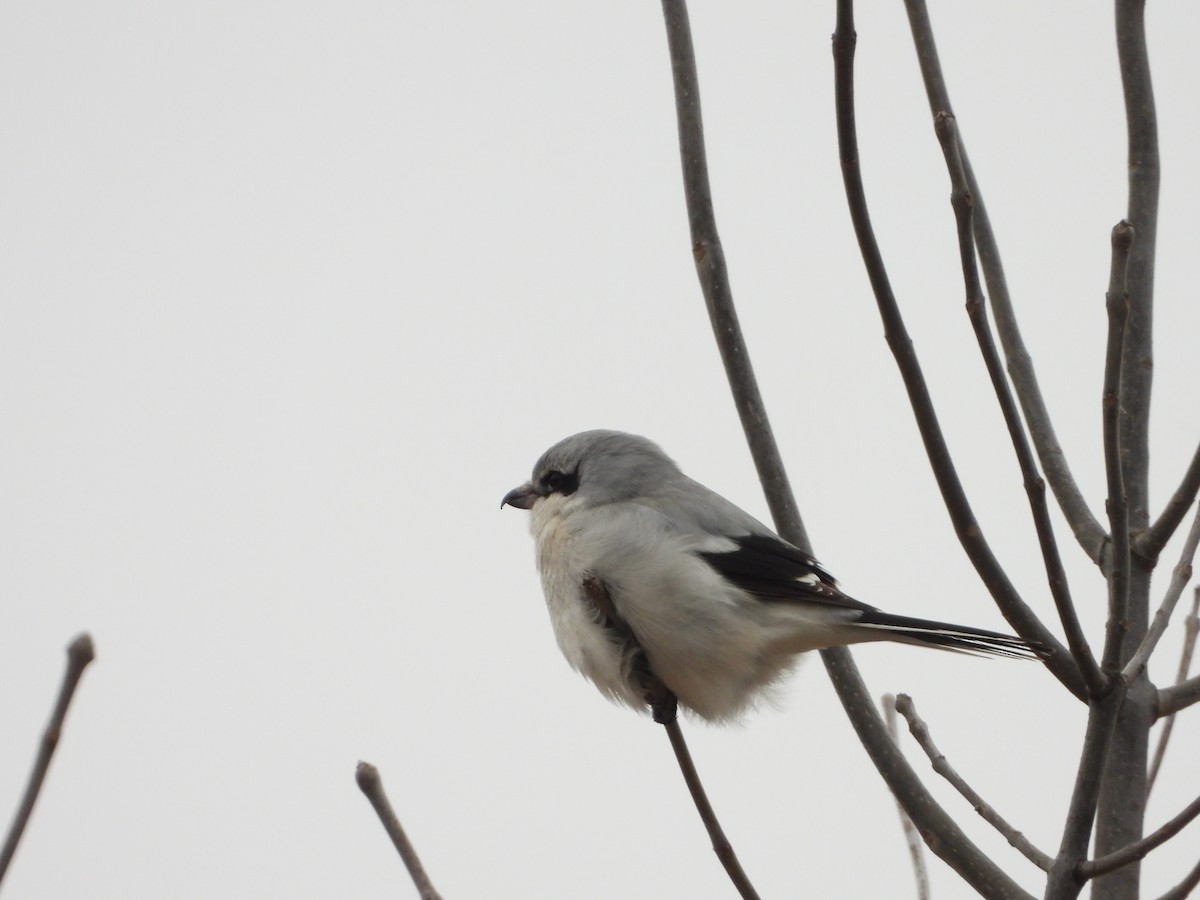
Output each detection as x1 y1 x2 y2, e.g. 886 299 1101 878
893 694 1052 872
901 0 1109 567
355 762 444 900
821 650 1034 898
832 0 1082 700
883 695 932 899
0 633 95 885
1079 793 1200 879
1152 588 1200 724
661 719 761 900
1154 856 1200 900
1148 587 1200 788
932 109 1102 696
1138 443 1200 564
659 0 809 555
1124 506 1200 681
1101 221 1136 674
580 576 760 898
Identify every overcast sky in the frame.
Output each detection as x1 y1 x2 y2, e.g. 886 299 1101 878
2 2 1198 898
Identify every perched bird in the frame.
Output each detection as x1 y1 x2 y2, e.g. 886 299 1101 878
502 430 1039 722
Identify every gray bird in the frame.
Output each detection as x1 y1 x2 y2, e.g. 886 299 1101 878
503 430 1038 721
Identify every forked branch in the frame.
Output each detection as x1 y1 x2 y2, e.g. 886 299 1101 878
1124 505 1200 680
1079 793 1200 879
931 110 1103 696
893 694 1052 871
1148 588 1199 785
832 0 1082 700
882 695 932 899
902 0 1109 566
1138 443 1200 563
1152 588 1200 724
659 2 1037 896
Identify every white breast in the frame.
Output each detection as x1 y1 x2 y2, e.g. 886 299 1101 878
529 497 644 710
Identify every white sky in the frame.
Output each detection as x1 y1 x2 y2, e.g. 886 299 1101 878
2 1 1198 898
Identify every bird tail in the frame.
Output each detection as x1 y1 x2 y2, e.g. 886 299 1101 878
854 610 1047 659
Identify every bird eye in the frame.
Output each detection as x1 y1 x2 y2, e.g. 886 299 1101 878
540 468 578 496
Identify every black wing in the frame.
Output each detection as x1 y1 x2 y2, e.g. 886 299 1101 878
698 534 876 612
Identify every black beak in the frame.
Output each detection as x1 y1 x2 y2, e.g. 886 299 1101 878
501 483 541 510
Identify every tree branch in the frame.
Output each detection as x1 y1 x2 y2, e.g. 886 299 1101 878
1091 5 1161 892
833 0 1083 700
661 3 1037 895
932 109 1103 696
1157 673 1200 719
822 649 1034 898
1123 504 1200 680
580 576 761 899
1044 689 1126 899
1114 0 1158 539
1154 857 1200 900
1101 221 1135 674
1079 793 1200 879
0 633 95 885
883 695 932 899
660 719 761 900
1137 442 1200 564
355 762 444 900
1148 587 1200 787
901 0 1109 566
659 0 809 554
893 694 1053 872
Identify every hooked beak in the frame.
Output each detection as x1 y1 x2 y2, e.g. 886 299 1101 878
501 482 543 510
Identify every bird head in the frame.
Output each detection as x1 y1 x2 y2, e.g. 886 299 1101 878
501 430 680 512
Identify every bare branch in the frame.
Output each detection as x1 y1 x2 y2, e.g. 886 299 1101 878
822 649 1034 898
1114 0 1159 537
355 762 444 900
1123 505 1200 680
661 3 1035 895
1079 793 1200 879
659 0 809 554
1101 221 1136 674
0 633 95 885
579 576 761 898
1158 673 1200 719
893 694 1053 872
660 719 761 900
833 0 1083 700
1148 587 1200 788
901 0 1109 566
932 109 1104 696
1044 689 1126 898
1138 442 1200 563
1154 857 1200 900
1091 3 1161 890
883 695 932 899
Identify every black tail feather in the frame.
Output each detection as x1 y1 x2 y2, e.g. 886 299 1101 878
855 610 1048 660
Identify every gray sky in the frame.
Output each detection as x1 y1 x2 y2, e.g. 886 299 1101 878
2 2 1198 897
